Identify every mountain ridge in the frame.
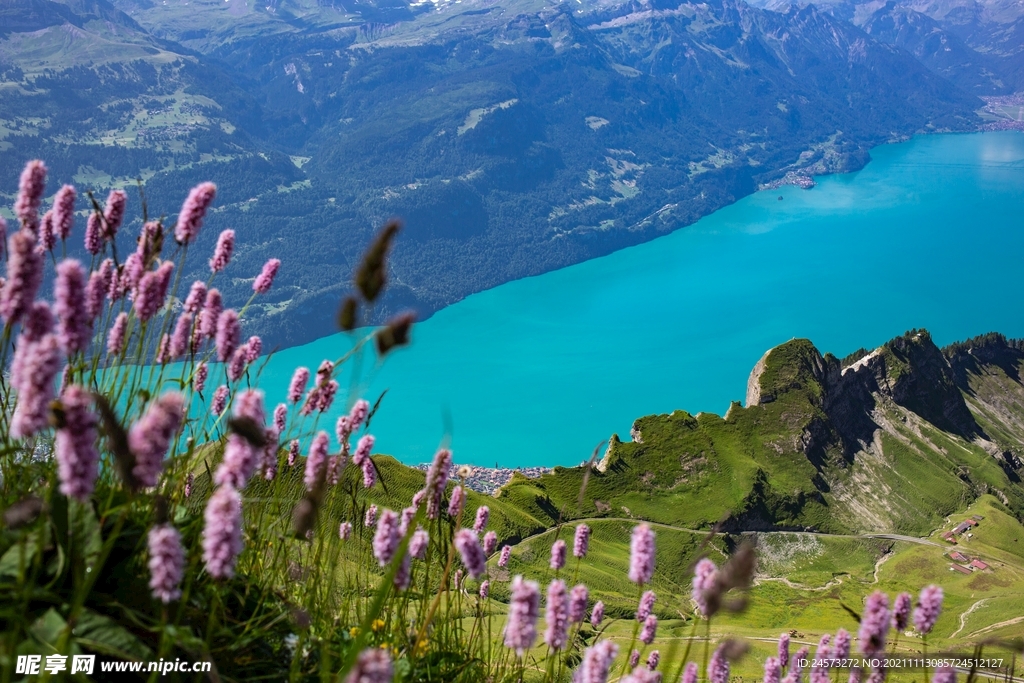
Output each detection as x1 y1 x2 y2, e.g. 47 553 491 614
485 329 1024 541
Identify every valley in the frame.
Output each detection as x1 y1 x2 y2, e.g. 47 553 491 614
1 0 1009 351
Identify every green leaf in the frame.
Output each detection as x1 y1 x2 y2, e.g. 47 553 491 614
30 608 67 648
0 538 39 580
71 500 103 570
50 489 69 558
73 609 152 661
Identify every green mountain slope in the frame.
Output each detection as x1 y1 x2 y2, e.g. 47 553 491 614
495 330 1024 536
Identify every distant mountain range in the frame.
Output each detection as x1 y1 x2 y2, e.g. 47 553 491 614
745 0 1024 93
1 0 1019 349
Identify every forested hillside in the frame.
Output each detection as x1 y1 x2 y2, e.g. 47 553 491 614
0 0 998 349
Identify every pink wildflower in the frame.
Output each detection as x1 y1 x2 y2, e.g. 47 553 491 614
107 312 128 356
148 524 185 603
569 583 589 623
84 213 102 255
302 431 329 490
184 280 207 315
210 229 235 272
53 185 75 239
336 414 352 448
339 522 352 540
647 651 660 671
288 439 299 466
577 640 617 683
202 484 243 578
253 258 280 293
483 530 497 555
317 380 338 412
544 579 570 650
244 335 261 363
194 362 208 393
353 434 375 465
55 385 99 501
504 576 540 655
574 523 591 558
913 585 942 635
765 657 782 683
85 268 108 320
550 539 567 570
410 528 429 559
10 334 62 439
629 523 656 584
372 509 401 566
128 392 185 488
214 391 265 489
778 633 791 668
834 628 851 659
637 590 656 621
591 600 604 627
215 309 240 361
135 262 174 321
425 448 452 519
692 558 719 618
710 645 729 683
448 485 465 518
455 529 487 579
102 189 127 239
199 289 222 339
474 505 490 532
54 259 91 354
175 182 216 244
14 160 46 229
288 366 309 403
274 403 287 434
39 211 56 250
211 385 229 416
639 614 657 644
499 545 512 567
344 648 392 683
892 593 911 631
228 346 247 382
858 591 891 655
365 504 377 528
1 229 44 324
349 398 370 429
170 313 193 359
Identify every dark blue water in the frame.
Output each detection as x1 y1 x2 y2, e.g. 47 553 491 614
259 132 1024 467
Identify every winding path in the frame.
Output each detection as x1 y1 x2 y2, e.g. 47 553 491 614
949 599 988 638
506 517 944 552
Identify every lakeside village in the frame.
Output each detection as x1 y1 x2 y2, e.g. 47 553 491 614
412 463 551 495
940 515 995 575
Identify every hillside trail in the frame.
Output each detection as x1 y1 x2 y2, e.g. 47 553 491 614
872 550 893 583
966 615 1024 638
751 543 893 591
506 517 943 553
949 599 988 638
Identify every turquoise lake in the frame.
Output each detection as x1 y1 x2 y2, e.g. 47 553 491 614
260 131 1024 468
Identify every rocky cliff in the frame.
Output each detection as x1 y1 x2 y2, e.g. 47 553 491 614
498 329 1024 536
